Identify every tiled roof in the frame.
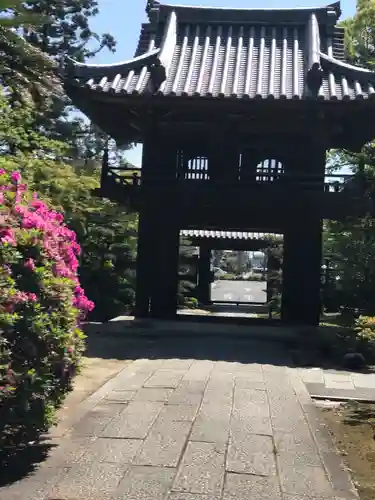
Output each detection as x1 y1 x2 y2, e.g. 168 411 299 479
63 1 375 101
181 230 283 241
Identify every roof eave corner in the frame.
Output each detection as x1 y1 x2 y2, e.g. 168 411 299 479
146 0 161 23
327 1 342 19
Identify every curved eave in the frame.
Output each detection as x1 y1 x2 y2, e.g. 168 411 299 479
157 0 339 13
152 0 341 24
320 52 375 82
64 49 160 80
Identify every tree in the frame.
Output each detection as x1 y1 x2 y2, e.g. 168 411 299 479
21 0 116 145
341 0 375 69
323 0 375 316
0 86 138 321
0 0 60 100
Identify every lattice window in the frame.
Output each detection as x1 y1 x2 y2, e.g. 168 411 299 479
186 156 209 180
256 159 284 182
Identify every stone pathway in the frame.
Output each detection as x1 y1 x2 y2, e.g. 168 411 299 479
300 367 375 402
0 343 359 500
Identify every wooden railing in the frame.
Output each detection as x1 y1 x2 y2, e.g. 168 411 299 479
100 167 353 193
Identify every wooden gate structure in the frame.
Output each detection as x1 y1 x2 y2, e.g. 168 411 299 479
62 1 375 325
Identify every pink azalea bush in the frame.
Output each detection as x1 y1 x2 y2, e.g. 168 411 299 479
0 169 94 453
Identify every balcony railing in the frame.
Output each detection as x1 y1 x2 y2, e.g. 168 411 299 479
99 165 353 193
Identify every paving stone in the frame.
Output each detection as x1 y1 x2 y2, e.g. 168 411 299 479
227 433 276 475
351 373 375 389
324 380 355 390
100 401 163 438
116 465 176 500
223 472 282 500
182 360 214 382
235 376 266 391
190 379 233 445
105 390 136 402
278 464 335 497
72 403 125 436
321 450 359 497
283 496 353 500
162 359 194 370
78 437 143 464
268 391 308 433
231 387 272 436
306 383 375 402
274 431 321 467
324 373 353 383
167 494 221 500
111 370 154 390
299 368 325 384
131 359 165 371
168 380 206 405
133 387 174 402
172 441 225 495
144 369 186 388
45 436 96 465
48 461 128 498
135 419 191 467
160 403 200 422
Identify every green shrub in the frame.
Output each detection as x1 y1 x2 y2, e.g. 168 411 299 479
0 170 93 458
354 315 375 360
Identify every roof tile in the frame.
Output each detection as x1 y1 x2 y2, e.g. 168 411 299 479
64 1 375 102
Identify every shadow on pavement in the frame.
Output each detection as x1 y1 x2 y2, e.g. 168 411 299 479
0 439 58 487
85 335 294 367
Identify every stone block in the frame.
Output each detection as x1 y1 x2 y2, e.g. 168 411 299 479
278 464 335 497
79 437 143 464
100 401 163 439
223 472 282 500
172 441 225 495
160 403 200 422
72 403 125 437
49 461 128 498
105 390 136 402
133 387 174 402
116 466 176 500
144 369 185 388
135 419 191 467
227 433 276 476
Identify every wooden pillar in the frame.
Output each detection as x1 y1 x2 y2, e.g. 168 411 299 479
281 219 322 325
150 221 180 319
134 116 164 318
134 209 156 317
281 137 325 326
266 247 281 304
147 129 179 319
197 243 211 305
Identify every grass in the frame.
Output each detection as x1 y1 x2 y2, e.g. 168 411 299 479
322 402 375 500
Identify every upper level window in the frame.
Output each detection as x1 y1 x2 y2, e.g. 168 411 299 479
186 156 209 180
256 159 284 182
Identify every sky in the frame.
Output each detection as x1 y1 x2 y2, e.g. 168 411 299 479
88 0 357 166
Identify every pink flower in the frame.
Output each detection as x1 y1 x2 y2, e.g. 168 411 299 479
27 293 37 302
11 171 22 183
0 228 16 246
24 258 36 271
0 168 6 175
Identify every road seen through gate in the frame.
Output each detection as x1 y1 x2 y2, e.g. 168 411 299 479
211 280 267 303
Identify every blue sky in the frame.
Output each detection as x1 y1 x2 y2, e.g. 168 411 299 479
89 0 357 166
